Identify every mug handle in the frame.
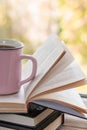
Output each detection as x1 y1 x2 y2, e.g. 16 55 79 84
19 55 37 86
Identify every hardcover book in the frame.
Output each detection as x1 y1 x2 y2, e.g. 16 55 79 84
0 34 87 119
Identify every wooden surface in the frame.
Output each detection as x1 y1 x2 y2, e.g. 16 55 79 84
60 114 87 130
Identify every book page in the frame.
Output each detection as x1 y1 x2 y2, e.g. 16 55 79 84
33 100 87 119
30 61 86 98
23 35 65 100
0 86 26 112
29 40 74 97
0 86 25 104
30 88 87 114
38 40 74 81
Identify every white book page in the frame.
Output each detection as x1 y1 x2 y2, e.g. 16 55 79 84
0 86 25 104
33 100 87 119
23 35 65 100
31 88 87 113
30 61 86 98
40 40 74 81
30 40 74 96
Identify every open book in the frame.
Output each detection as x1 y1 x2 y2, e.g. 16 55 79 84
0 35 87 118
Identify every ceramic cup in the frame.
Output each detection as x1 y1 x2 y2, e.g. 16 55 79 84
0 39 37 95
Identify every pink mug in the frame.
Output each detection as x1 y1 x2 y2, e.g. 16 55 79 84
0 39 37 95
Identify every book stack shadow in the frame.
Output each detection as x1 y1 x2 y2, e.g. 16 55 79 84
0 103 64 130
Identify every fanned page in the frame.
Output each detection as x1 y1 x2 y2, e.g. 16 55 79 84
30 58 86 98
24 35 65 100
30 40 74 98
30 88 87 116
33 100 87 119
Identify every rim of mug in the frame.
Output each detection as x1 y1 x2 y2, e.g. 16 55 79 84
0 39 24 50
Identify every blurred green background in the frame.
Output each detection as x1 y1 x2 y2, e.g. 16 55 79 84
0 0 87 93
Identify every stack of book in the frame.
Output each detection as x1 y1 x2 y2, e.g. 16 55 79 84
0 34 87 129
0 103 64 130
